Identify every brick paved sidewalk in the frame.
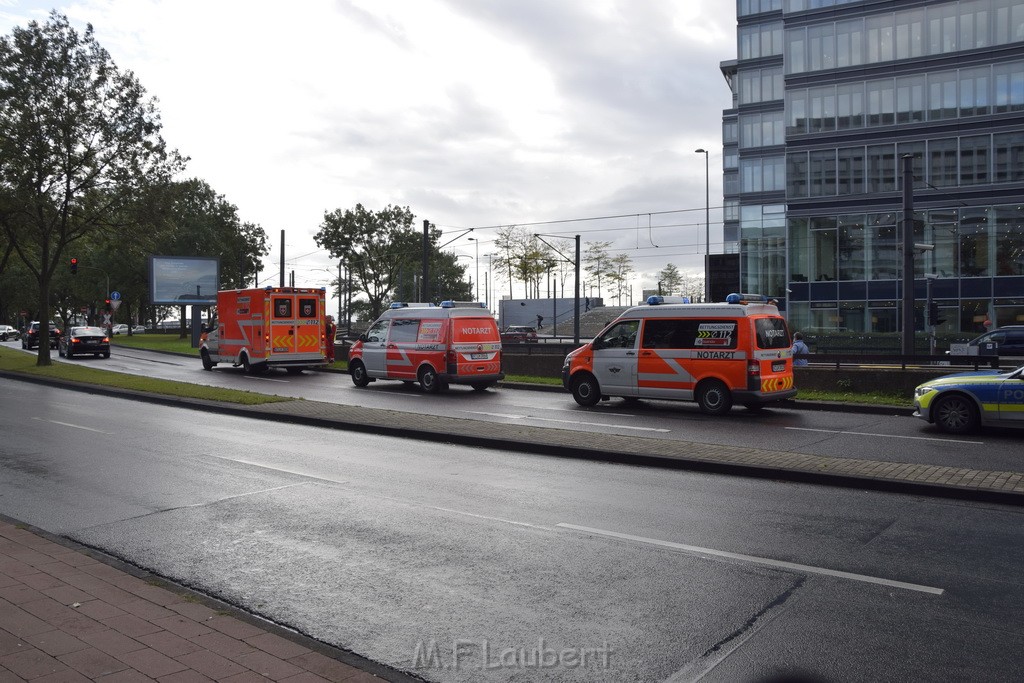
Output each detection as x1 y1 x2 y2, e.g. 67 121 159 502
0 519 393 683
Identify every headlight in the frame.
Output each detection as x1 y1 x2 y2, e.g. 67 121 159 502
914 386 934 398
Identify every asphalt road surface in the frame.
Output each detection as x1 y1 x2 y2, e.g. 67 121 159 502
2 381 1024 681
10 341 1024 472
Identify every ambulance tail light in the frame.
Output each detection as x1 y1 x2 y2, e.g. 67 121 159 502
447 349 459 374
747 360 761 376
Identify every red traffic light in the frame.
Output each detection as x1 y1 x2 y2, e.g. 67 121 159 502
104 298 111 306
70 257 78 274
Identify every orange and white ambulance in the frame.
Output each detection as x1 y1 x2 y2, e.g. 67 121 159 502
348 301 503 392
561 293 796 414
200 287 329 374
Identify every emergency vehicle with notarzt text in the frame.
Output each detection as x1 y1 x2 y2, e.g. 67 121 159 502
348 301 504 393
561 293 796 414
200 287 329 374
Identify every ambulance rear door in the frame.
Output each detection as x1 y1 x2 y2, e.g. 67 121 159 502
268 292 322 357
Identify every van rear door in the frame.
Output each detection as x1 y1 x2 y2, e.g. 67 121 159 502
450 317 501 377
753 316 793 393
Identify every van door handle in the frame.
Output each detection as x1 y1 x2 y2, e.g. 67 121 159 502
626 351 636 356
640 351 653 356
387 343 398 349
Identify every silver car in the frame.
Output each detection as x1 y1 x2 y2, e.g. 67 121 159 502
0 325 18 341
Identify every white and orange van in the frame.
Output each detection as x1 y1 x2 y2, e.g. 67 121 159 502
561 293 796 414
348 301 503 393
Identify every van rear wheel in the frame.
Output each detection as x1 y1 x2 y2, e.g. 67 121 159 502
201 349 214 371
571 374 601 407
419 365 441 393
696 379 733 415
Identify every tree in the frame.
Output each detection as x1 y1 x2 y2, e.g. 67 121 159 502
0 12 181 364
583 241 612 298
656 263 684 296
607 253 633 305
315 204 470 321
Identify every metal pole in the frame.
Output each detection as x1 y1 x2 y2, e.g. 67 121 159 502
696 148 710 302
901 154 915 356
574 235 581 345
469 238 479 302
279 229 285 287
422 219 430 302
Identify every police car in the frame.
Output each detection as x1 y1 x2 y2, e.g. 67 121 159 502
913 364 1024 434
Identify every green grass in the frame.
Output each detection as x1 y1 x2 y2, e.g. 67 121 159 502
791 388 910 407
505 373 562 386
0 347 293 405
112 333 198 355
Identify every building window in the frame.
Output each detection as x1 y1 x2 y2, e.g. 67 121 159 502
785 26 806 74
838 215 866 281
928 71 958 120
930 209 960 277
960 208 992 277
868 213 899 281
808 86 836 132
788 217 809 284
995 204 1024 276
927 2 958 55
811 217 837 282
809 150 837 197
928 138 958 187
724 199 740 222
960 66 991 117
895 8 925 59
835 18 864 68
866 13 895 64
960 0 990 50
740 21 783 60
994 131 1024 182
896 75 926 124
960 135 991 185
866 78 895 126
787 151 808 198
723 120 738 145
837 146 865 195
993 61 1024 112
836 82 864 128
786 90 808 135
866 144 896 193
808 23 835 71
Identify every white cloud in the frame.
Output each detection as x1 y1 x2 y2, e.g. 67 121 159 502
1 0 734 302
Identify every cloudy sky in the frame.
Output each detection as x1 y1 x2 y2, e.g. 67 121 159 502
1 0 736 307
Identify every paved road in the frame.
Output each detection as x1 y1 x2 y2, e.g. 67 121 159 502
3 382 1024 681
14 341 1024 473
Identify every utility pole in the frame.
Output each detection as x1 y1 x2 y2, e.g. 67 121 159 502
901 154 915 356
422 219 430 302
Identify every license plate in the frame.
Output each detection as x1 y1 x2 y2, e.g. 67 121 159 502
772 361 785 372
471 352 489 360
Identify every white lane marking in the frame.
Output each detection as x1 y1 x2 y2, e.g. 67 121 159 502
32 417 114 435
178 483 307 508
785 426 982 445
460 411 670 432
242 375 289 383
426 505 549 530
557 523 944 595
208 455 349 484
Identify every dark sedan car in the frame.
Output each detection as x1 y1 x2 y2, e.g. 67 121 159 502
21 321 61 350
500 325 538 343
59 326 110 359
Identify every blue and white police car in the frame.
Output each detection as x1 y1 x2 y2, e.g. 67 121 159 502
914 364 1024 434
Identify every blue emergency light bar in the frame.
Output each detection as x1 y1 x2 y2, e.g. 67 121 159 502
726 293 773 304
440 300 486 308
645 296 691 305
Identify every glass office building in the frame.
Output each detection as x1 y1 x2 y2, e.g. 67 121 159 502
725 0 1024 334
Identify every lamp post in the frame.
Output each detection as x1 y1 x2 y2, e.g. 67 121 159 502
468 237 479 302
695 148 710 302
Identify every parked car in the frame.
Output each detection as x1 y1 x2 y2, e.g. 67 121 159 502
58 326 110 359
21 321 61 350
500 325 538 343
914 364 1024 434
131 324 147 334
111 324 129 335
0 325 18 341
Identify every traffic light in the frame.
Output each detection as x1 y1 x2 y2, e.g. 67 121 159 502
929 301 946 326
104 298 111 308
70 257 78 275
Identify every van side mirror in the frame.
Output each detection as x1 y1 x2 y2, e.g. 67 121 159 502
592 338 604 351
358 333 367 342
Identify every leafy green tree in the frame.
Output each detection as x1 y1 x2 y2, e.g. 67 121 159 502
0 12 181 363
607 253 633 305
315 204 469 321
583 241 612 298
656 263 683 296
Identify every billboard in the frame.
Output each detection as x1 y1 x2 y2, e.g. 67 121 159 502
708 253 741 303
148 256 220 305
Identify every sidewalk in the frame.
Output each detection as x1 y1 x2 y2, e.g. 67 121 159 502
0 516 410 682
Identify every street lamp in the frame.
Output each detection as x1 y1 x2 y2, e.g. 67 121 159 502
695 148 710 302
468 237 479 302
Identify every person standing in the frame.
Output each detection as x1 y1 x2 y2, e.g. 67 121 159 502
791 331 809 366
326 316 336 363
536 314 544 330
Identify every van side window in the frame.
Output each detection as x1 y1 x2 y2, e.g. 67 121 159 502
598 321 639 349
366 321 389 343
642 319 737 350
390 319 420 343
755 317 790 349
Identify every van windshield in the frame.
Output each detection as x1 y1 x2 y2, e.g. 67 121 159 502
755 317 790 349
452 318 497 343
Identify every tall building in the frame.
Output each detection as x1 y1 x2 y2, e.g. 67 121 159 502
724 0 1024 335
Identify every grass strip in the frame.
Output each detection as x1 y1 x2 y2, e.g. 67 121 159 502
0 348 293 405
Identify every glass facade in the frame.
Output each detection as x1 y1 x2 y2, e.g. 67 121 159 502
728 0 1024 334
